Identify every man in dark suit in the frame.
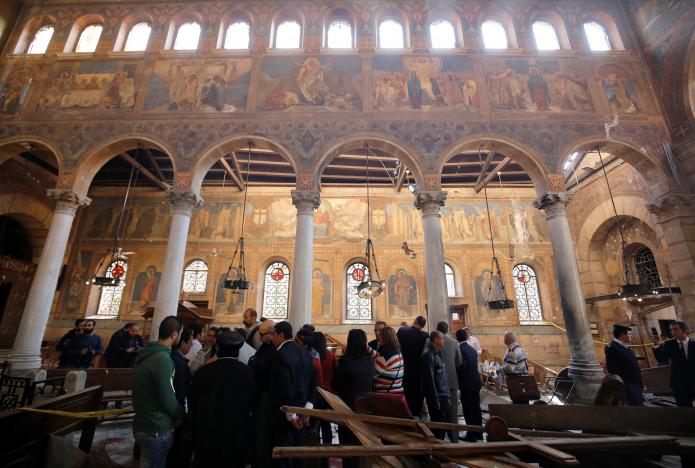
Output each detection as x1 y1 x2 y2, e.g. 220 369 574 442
269 321 318 468
456 329 482 441
652 321 695 407
105 323 143 368
397 315 428 417
605 324 643 406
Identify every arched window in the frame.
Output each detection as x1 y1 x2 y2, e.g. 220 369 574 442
274 20 302 49
481 19 508 49
27 25 54 54
633 247 661 289
96 259 128 317
583 21 611 51
326 17 353 49
262 262 290 319
182 260 208 293
123 22 152 52
346 262 372 322
174 21 201 50
378 19 405 49
445 264 456 297
75 24 103 53
532 21 560 51
224 21 250 49
430 19 456 49
512 264 543 323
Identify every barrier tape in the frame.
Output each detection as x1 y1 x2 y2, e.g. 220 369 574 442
539 321 693 347
18 406 133 419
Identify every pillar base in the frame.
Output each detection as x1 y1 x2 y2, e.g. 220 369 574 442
5 350 42 372
566 365 604 404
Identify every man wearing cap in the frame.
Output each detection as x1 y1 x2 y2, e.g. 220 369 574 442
605 324 644 406
190 331 256 468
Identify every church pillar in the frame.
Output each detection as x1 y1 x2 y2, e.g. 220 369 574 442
415 190 449 329
9 190 90 370
152 190 203 338
647 192 695 325
288 190 320 331
534 192 603 403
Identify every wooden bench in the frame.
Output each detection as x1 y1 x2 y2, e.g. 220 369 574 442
0 385 103 467
642 365 671 396
47 368 133 403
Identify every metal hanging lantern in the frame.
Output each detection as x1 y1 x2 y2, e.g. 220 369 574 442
224 144 253 291
357 145 385 299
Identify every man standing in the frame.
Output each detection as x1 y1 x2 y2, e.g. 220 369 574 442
421 331 450 440
369 320 386 352
463 327 482 356
56 319 84 368
234 327 257 365
435 322 462 442
189 326 218 374
249 320 276 468
269 321 318 468
652 321 695 407
133 316 184 468
456 329 482 441
62 319 103 368
502 331 528 377
105 323 143 368
243 307 262 350
190 331 255 468
605 324 643 406
184 323 203 362
397 316 428 417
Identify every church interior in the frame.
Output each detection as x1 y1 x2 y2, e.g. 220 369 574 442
1 0 695 465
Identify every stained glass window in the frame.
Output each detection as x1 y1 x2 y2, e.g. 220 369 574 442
379 19 404 49
27 25 54 54
512 264 543 323
346 262 372 322
445 263 456 297
634 247 661 289
584 21 611 51
327 18 353 48
275 20 301 49
532 21 560 51
430 19 456 49
481 20 508 49
182 259 208 293
124 22 151 52
76 24 103 53
224 21 250 49
96 259 127 317
174 22 201 50
262 262 290 319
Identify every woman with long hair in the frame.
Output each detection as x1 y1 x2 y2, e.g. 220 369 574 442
373 326 404 393
313 331 336 445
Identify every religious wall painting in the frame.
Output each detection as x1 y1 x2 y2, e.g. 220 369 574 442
257 56 363 111
214 272 246 316
598 64 646 114
189 200 241 240
387 267 418 318
0 67 33 115
372 56 479 111
628 0 690 46
144 59 252 112
61 250 94 316
39 61 139 111
132 265 161 310
84 199 171 241
486 59 594 113
311 267 331 316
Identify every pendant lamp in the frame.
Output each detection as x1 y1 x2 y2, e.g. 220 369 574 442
224 144 253 291
357 145 385 299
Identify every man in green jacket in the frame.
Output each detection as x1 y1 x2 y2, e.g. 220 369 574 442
133 315 184 468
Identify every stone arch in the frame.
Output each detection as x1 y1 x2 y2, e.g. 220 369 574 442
0 193 53 261
71 134 179 199
191 135 298 194
435 133 551 196
0 135 64 174
312 133 425 191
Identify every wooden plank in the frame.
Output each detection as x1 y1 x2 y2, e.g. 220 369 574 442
475 156 512 193
508 432 579 465
219 157 244 191
118 153 171 191
474 150 496 187
489 404 695 436
395 166 407 192
144 147 167 182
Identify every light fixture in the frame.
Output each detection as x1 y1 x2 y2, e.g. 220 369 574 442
357 144 385 299
224 143 253 291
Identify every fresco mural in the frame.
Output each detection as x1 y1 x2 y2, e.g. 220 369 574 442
0 67 32 115
373 56 479 111
189 201 242 240
598 64 644 114
311 267 331 316
40 61 139 110
257 56 363 111
62 250 94 315
387 267 418 318
214 272 246 316
144 59 252 112
474 267 507 319
132 265 161 310
486 59 594 112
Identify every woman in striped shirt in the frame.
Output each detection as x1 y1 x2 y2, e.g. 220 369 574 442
373 326 404 393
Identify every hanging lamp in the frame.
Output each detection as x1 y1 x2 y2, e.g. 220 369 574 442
223 143 253 291
477 146 514 310
357 145 385 299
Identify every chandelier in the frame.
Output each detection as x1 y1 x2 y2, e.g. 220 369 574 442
357 145 385 299
224 143 253 291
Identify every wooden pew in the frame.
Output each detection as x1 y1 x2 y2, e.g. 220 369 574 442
642 365 672 396
46 368 133 403
0 385 103 467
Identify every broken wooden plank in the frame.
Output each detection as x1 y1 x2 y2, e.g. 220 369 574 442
508 432 579 465
118 152 171 191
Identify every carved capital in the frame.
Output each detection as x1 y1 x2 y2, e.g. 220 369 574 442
533 192 570 220
414 190 447 216
291 190 321 214
166 189 204 215
47 189 91 216
647 192 695 223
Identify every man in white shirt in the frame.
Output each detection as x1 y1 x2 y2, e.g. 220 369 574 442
464 327 482 356
185 323 203 362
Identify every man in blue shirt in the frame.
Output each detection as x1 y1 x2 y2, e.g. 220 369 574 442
62 319 103 368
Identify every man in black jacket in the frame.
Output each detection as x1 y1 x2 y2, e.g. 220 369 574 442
56 319 84 368
269 321 318 468
421 330 450 440
605 324 643 406
456 329 482 441
105 322 143 368
652 321 695 407
397 315 428 417
249 319 277 468
368 321 386 352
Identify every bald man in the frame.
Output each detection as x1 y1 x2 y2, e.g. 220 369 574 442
243 308 262 350
502 331 528 376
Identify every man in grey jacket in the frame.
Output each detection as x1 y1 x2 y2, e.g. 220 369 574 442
421 330 450 440
436 321 462 442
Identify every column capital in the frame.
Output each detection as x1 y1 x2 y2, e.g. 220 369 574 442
533 192 571 219
46 189 91 215
166 189 204 214
647 192 695 222
291 190 321 213
414 190 447 216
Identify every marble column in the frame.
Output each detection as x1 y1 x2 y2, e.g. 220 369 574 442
10 189 91 370
152 190 203 338
534 192 604 403
288 190 320 332
414 190 449 329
